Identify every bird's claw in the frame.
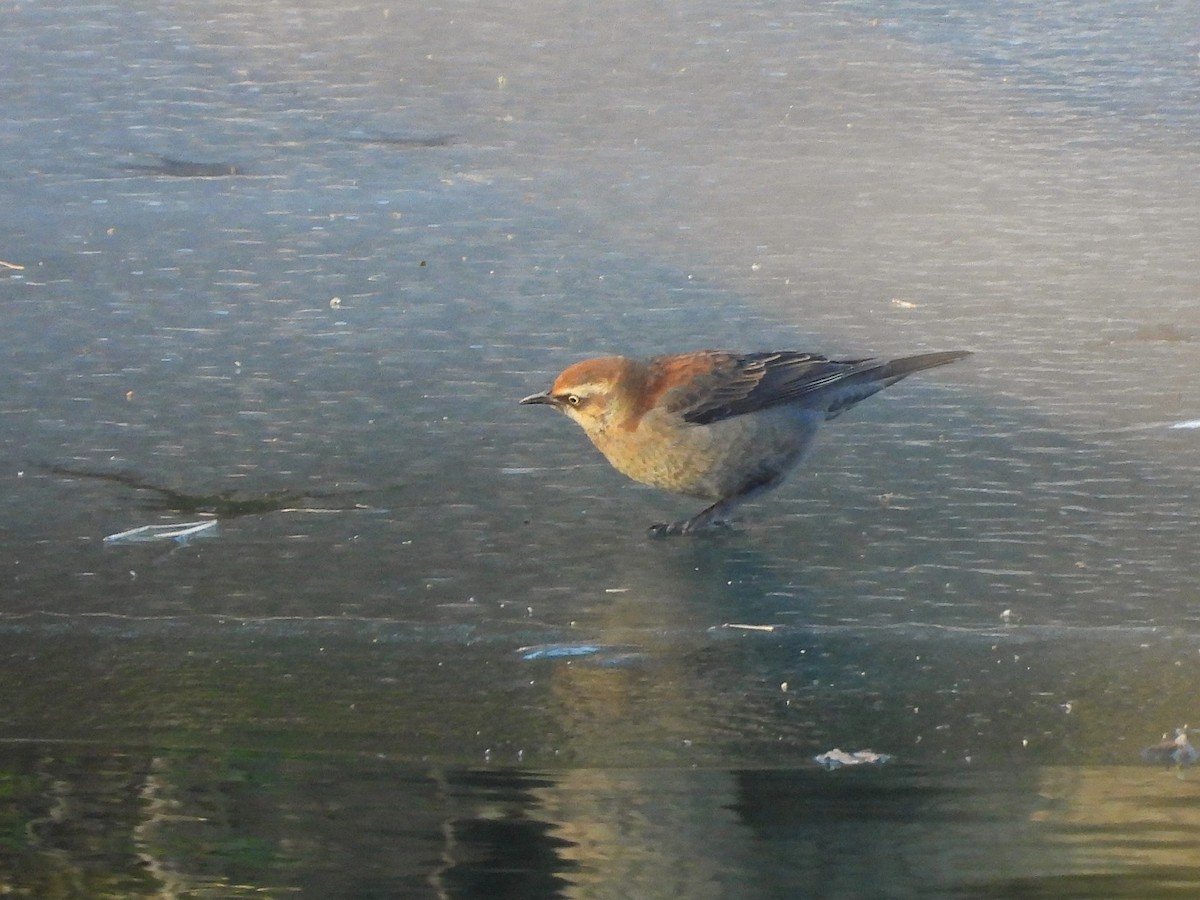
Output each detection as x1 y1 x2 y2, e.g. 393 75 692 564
647 517 733 537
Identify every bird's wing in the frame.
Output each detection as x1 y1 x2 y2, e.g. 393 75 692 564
651 350 970 426
651 351 867 425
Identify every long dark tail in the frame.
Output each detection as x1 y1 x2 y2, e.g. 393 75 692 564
878 350 973 383
824 350 971 418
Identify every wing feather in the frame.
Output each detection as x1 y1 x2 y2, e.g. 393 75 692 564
652 350 968 426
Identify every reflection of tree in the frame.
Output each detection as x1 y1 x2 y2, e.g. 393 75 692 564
1034 766 1200 874
0 749 302 896
132 753 291 897
3 747 1200 895
4 750 165 896
429 769 576 898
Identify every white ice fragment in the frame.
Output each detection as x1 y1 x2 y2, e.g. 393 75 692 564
814 748 893 770
103 520 218 544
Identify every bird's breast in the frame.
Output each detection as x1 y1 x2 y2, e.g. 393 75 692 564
586 406 825 500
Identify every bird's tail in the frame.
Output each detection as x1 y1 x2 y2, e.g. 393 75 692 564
877 350 973 384
824 350 971 419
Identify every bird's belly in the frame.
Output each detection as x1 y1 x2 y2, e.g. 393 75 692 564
593 407 825 500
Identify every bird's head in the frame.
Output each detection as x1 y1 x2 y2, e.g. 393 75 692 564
519 356 639 434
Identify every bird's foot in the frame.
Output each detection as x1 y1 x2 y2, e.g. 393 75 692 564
647 517 733 538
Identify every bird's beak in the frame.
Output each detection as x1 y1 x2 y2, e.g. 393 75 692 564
519 391 553 405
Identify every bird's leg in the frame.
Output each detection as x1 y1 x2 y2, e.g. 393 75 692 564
648 471 786 537
648 497 741 537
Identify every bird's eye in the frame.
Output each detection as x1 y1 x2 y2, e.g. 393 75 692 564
565 394 582 406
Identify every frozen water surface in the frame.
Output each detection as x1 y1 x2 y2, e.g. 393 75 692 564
2 0 1199 894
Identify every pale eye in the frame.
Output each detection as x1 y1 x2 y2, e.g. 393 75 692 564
565 394 582 406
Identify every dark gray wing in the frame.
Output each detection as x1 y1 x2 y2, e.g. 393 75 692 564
668 350 969 426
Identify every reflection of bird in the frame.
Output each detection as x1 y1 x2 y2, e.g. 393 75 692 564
520 349 971 534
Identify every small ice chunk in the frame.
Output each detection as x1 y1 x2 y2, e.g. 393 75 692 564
1140 727 1198 766
103 520 218 544
814 748 893 770
517 643 604 661
517 642 642 666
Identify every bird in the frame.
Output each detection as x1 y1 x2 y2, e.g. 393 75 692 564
520 348 971 535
